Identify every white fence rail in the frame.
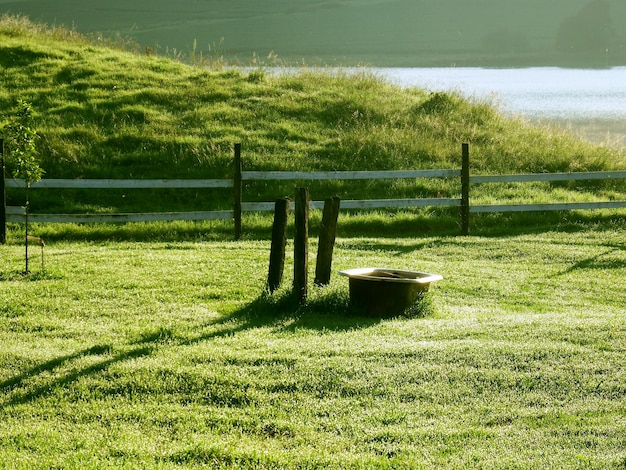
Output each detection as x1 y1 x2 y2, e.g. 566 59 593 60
471 201 626 214
5 178 232 189
6 209 233 224
5 170 624 221
2 143 625 239
470 171 626 184
241 169 460 181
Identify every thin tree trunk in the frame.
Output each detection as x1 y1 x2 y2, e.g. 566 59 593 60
24 185 29 273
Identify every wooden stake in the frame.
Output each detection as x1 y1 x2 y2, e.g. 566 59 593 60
0 138 5 245
293 187 309 304
233 143 242 240
315 196 341 286
461 143 470 236
267 197 290 293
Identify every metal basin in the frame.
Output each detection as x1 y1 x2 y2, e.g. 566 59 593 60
339 268 442 316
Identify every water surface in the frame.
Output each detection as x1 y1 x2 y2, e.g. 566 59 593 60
380 67 626 120
377 67 626 149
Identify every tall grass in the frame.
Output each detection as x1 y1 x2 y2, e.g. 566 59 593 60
2 16 624 217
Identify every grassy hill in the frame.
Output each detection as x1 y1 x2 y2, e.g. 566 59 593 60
1 15 625 223
2 0 626 66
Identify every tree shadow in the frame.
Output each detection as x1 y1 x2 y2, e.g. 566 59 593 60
0 344 112 394
1 340 155 407
336 237 461 256
0 269 63 282
553 242 626 276
182 285 437 342
0 286 435 407
179 289 386 346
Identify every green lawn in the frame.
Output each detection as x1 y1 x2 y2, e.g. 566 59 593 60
1 221 625 468
1 16 626 469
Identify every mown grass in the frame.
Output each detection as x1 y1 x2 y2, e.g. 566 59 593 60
1 225 625 469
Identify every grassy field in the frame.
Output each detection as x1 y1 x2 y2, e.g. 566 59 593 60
538 118 626 152
1 223 625 468
1 17 626 468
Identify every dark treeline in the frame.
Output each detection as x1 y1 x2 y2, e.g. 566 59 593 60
1 0 625 66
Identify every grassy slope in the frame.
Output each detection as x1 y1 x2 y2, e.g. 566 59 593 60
0 15 621 175
2 16 624 219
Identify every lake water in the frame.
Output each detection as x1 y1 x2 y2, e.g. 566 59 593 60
375 67 626 149
378 67 626 121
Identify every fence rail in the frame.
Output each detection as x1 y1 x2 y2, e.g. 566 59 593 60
6 210 234 224
471 201 626 214
5 178 233 189
242 169 460 181
471 171 626 184
2 143 625 241
468 169 626 215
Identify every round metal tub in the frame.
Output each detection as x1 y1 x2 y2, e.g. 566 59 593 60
339 268 442 315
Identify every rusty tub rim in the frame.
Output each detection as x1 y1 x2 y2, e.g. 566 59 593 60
338 267 443 284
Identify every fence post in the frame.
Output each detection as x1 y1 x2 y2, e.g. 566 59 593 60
314 196 341 286
267 197 290 293
233 143 242 240
461 143 470 235
0 138 5 244
293 187 309 304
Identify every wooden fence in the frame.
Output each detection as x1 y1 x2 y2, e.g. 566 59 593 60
2 142 626 242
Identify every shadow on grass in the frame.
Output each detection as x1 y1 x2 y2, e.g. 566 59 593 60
469 210 626 237
13 208 624 244
181 287 437 344
1 345 155 407
1 341 162 407
0 269 63 282
554 242 626 275
336 236 460 256
0 288 436 407
0 344 112 395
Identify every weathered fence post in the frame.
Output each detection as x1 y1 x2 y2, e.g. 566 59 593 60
461 143 470 236
0 138 6 244
293 187 309 304
267 197 290 293
314 196 341 286
233 143 242 240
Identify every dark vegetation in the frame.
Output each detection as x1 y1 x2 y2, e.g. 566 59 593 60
2 0 626 67
556 0 622 66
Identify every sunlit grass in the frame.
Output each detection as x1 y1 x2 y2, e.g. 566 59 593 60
1 228 625 468
1 13 626 470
